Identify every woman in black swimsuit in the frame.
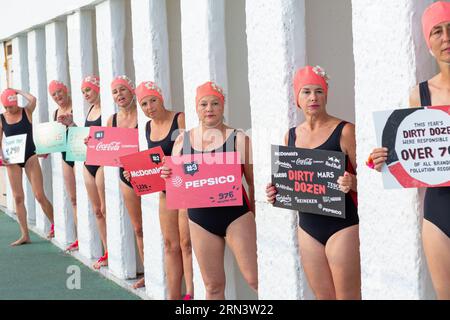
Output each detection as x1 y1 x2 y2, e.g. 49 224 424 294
0 88 55 245
80 76 108 270
161 81 257 300
369 1 450 299
107 75 144 289
124 81 193 300
266 66 361 299
48 80 78 252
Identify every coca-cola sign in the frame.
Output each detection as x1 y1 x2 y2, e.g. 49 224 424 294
85 126 139 167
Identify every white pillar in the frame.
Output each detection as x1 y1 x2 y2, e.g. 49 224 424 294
0 41 14 212
12 35 36 226
67 9 103 260
180 0 229 128
131 0 170 299
352 0 436 299
28 28 53 234
45 20 76 247
246 0 312 300
96 0 136 280
180 0 237 300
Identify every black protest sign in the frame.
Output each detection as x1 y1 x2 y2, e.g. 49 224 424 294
271 145 346 218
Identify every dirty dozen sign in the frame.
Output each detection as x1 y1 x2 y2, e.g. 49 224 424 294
271 145 346 218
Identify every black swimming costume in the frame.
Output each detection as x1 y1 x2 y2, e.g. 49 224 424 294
54 109 75 168
288 121 359 245
146 112 181 156
112 113 137 189
84 106 101 178
0 108 36 168
181 130 251 237
146 112 181 195
419 81 450 238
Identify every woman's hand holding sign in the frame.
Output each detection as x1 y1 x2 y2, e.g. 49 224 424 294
337 172 356 194
265 183 277 204
160 157 172 180
368 147 388 172
57 113 75 127
123 170 131 182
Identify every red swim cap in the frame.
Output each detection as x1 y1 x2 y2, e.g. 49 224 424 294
293 65 329 105
195 81 225 106
48 80 68 95
111 75 135 95
1 88 18 107
422 1 450 49
81 75 100 94
135 81 164 105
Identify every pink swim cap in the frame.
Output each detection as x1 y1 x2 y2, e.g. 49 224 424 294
293 65 329 105
135 81 164 105
195 81 225 106
422 1 450 49
48 80 68 95
111 75 135 95
81 75 100 94
1 89 18 107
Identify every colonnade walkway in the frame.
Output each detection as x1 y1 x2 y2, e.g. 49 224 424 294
0 211 140 300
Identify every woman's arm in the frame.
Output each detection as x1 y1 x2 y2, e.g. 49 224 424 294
339 122 357 192
237 130 255 213
15 89 37 113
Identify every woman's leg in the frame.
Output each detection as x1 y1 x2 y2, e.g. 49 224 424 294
83 167 107 251
159 192 183 300
120 182 144 288
297 227 336 299
325 225 361 300
189 220 226 300
6 165 29 245
178 209 194 297
62 161 77 230
24 155 54 226
225 212 258 293
422 219 450 300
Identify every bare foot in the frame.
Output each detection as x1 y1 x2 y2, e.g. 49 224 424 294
47 230 54 239
132 277 145 289
10 237 31 246
93 253 108 270
47 224 55 239
65 240 79 252
93 259 108 270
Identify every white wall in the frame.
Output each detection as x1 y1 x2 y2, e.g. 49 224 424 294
166 0 185 113
305 0 355 123
0 0 98 40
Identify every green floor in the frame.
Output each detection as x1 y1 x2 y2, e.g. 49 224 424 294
0 211 140 300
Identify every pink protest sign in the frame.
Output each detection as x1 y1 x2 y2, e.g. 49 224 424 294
120 146 166 196
85 126 139 167
165 152 243 209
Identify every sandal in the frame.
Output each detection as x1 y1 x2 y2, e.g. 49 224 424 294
47 224 55 239
65 240 79 252
93 252 108 270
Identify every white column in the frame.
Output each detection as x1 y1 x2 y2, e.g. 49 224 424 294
352 0 435 299
246 0 312 300
180 0 229 128
45 20 76 247
180 0 237 300
131 0 170 299
12 36 36 226
67 9 103 260
0 41 14 212
96 0 136 280
28 28 53 234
